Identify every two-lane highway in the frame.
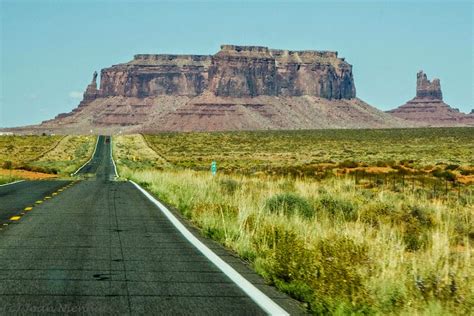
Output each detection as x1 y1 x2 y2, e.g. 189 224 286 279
0 136 299 314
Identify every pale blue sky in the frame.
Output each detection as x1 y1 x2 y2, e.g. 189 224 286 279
1 0 472 127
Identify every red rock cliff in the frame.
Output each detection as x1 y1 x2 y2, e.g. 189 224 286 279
93 44 356 100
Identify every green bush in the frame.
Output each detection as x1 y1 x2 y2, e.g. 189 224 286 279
398 205 436 251
219 178 240 195
268 231 372 314
316 194 357 220
2 161 12 169
338 160 359 168
359 201 396 226
265 193 314 219
431 169 456 182
445 164 459 171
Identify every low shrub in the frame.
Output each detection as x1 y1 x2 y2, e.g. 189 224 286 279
398 205 436 251
445 164 459 171
338 160 359 168
315 194 357 220
268 231 372 314
431 169 456 182
359 201 395 226
219 178 240 195
265 193 314 219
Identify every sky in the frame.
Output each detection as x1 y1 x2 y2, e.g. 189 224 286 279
1 0 472 127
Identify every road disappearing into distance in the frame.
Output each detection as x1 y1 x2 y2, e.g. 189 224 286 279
0 136 298 314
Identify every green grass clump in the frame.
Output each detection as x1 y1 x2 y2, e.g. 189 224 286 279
265 193 314 219
267 229 372 314
0 174 21 185
219 178 240 195
316 194 357 220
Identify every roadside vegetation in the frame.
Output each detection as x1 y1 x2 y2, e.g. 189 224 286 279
114 128 473 315
0 135 96 181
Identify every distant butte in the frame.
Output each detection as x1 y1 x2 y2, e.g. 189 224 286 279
387 71 473 127
24 44 409 134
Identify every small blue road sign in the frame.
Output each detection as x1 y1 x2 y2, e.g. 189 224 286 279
211 161 217 176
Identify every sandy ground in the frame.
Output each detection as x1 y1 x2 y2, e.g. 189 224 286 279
0 168 58 180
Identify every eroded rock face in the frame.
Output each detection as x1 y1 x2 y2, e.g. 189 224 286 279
100 55 211 97
272 49 355 99
387 71 473 126
208 46 277 97
79 71 100 107
85 44 356 101
416 70 442 100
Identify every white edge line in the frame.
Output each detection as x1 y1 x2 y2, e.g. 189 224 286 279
110 136 119 178
0 180 25 187
71 136 100 176
130 180 289 316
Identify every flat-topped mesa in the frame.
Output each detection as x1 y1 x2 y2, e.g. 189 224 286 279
209 45 355 98
416 70 443 100
209 45 277 97
130 54 211 66
92 44 356 100
271 49 338 61
270 49 354 98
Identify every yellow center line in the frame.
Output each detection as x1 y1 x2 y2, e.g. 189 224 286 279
35 201 43 204
44 196 51 200
52 192 58 196
10 216 21 221
24 207 33 211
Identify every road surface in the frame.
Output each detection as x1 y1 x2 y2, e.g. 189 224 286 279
0 136 300 314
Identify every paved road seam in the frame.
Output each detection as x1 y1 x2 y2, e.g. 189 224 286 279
130 180 289 316
71 136 100 176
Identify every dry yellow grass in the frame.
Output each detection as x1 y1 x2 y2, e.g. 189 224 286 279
113 130 473 314
0 135 96 178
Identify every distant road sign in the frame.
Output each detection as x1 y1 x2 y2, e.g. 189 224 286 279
211 161 217 176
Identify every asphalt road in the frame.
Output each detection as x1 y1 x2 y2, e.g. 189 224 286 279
0 136 300 314
0 180 71 226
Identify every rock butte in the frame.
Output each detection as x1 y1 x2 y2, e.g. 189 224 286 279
91 44 356 100
7 45 472 134
387 71 474 126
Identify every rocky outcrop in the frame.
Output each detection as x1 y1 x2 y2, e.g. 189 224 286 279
76 71 101 110
208 46 277 97
415 71 442 100
387 71 473 126
272 49 355 99
92 45 356 101
25 44 412 134
100 55 210 97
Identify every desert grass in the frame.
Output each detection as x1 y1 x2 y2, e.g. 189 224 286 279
143 128 474 176
0 135 63 167
114 129 473 314
113 134 172 171
0 135 96 177
120 168 473 314
0 174 22 185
